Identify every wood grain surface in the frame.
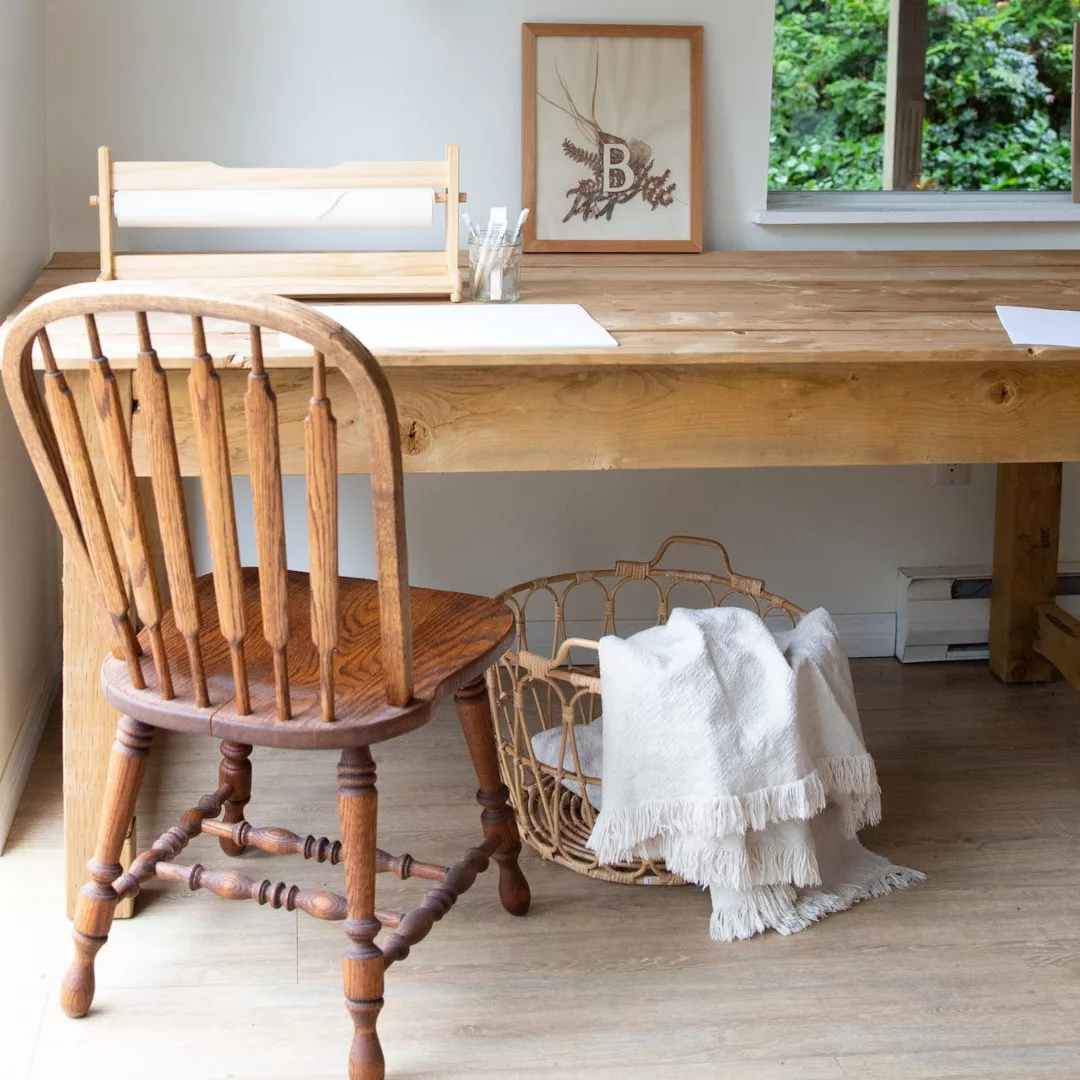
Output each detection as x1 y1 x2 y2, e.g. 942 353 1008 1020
96 147 463 301
11 250 1080 370
125 361 1080 473
306 353 340 722
136 316 209 706
4 659 1079 1079
245 327 292 720
10 252 1080 470
1034 602 1080 691
101 570 513 749
59 370 138 920
989 463 1063 683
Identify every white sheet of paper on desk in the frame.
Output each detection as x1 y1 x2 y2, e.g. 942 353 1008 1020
996 305 1080 347
276 304 619 351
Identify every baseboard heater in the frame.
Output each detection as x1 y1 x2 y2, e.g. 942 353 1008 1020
896 563 1080 663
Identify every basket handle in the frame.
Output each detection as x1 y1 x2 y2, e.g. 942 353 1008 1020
516 637 599 679
616 535 766 596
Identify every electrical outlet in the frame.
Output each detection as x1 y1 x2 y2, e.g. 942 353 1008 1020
932 463 972 486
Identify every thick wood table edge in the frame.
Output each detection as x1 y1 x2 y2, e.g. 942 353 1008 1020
123 364 1080 474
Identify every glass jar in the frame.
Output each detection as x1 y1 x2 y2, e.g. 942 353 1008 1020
468 235 524 302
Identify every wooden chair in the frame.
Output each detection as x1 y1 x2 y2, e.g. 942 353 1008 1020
1 281 530 1080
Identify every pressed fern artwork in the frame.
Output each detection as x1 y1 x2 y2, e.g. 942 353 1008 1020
522 24 704 252
541 53 678 224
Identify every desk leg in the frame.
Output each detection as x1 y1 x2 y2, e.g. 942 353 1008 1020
989 463 1063 683
62 371 136 919
63 542 137 921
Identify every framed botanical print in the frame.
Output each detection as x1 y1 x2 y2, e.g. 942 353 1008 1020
522 23 704 253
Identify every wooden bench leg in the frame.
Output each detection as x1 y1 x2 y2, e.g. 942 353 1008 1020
454 677 531 917
990 463 1063 683
61 715 153 1018
338 746 385 1080
217 741 253 856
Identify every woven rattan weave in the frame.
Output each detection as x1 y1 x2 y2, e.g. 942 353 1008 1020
487 537 806 886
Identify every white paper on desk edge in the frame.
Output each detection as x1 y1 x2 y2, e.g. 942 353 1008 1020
996 305 1080 348
275 303 619 352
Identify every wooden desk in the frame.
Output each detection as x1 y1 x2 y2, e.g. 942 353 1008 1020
6 250 1080 917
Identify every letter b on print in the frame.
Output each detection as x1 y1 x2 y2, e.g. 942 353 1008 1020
603 142 634 194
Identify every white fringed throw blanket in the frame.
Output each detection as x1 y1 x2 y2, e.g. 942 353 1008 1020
535 607 923 939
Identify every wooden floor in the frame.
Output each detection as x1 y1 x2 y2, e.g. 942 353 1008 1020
2 659 1078 1079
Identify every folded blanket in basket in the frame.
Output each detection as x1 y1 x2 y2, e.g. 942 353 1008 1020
530 717 604 809
576 606 923 940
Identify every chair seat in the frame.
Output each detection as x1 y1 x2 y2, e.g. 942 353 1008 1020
102 569 514 748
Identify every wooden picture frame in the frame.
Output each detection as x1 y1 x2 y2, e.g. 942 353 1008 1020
522 23 704 252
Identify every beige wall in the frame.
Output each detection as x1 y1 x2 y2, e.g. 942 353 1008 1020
0 0 59 847
39 1 1080 635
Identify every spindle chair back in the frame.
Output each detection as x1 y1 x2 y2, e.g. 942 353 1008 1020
3 280 413 721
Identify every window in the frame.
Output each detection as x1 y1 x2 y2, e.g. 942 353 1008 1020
769 0 1075 195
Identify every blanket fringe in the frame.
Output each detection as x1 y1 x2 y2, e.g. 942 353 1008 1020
836 792 881 838
589 754 882 867
709 862 924 941
816 754 881 834
775 862 926 936
662 833 822 891
709 885 798 942
587 771 827 866
815 752 878 796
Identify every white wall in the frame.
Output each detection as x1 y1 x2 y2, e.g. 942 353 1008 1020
42 1 1080 627
45 0 1080 253
0 0 60 850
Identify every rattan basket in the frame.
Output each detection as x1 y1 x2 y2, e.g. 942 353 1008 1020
487 536 806 886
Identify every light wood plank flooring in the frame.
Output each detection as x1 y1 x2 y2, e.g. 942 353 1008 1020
2 660 1078 1079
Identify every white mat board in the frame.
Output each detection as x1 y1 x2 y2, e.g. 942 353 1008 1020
996 305 1080 348
276 303 619 352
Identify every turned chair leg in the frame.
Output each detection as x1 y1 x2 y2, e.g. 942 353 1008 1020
217 741 253 856
338 746 385 1080
454 676 531 916
61 714 154 1018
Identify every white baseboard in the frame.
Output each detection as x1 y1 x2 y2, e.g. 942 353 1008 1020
828 613 898 658
517 613 898 661
0 636 62 855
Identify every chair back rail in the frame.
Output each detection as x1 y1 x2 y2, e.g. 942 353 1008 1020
2 281 414 717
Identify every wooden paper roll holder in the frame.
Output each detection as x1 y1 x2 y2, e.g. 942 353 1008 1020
90 144 466 301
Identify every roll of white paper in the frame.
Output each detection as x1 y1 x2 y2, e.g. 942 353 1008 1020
113 188 435 228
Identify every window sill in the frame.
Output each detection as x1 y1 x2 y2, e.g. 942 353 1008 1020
751 192 1080 226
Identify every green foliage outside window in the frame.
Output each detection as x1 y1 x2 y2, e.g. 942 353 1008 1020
769 0 1077 191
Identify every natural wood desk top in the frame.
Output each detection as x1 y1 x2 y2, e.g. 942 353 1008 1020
6 249 1080 369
